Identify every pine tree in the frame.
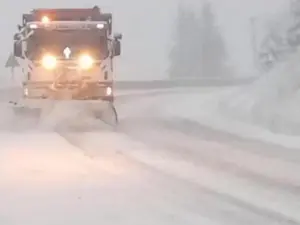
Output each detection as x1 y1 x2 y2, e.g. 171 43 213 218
198 1 228 76
168 2 228 78
168 4 200 78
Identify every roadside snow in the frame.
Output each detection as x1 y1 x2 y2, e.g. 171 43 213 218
160 49 300 148
164 90 300 149
219 50 300 135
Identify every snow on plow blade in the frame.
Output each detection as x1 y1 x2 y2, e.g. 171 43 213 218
8 99 118 131
12 105 41 118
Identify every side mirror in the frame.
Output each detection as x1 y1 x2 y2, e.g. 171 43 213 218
113 40 121 56
113 32 122 40
13 42 22 58
17 25 22 31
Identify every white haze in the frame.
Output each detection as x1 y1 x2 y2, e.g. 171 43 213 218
0 0 287 81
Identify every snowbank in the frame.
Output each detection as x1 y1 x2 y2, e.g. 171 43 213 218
219 49 300 135
161 90 300 149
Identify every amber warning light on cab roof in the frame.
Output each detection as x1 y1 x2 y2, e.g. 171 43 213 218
20 7 113 34
31 7 102 21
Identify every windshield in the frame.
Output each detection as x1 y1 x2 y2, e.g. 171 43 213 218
26 29 108 60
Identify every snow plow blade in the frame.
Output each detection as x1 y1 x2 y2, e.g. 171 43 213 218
11 103 41 118
8 99 118 131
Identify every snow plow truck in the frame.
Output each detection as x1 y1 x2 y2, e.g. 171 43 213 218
11 6 122 128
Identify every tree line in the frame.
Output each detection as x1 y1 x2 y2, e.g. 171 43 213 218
168 2 228 78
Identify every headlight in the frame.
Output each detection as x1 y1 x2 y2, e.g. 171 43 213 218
41 55 56 70
42 16 50 23
78 54 94 70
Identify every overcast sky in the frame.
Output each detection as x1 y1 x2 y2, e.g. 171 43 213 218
0 0 288 80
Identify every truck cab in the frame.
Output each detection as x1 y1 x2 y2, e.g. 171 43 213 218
13 7 122 102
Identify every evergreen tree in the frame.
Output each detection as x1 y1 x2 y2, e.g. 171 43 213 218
168 2 228 78
198 1 227 76
168 4 200 78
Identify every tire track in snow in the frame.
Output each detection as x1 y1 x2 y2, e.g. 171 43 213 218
57 129 300 225
113 118 300 221
117 117 300 192
50 88 300 224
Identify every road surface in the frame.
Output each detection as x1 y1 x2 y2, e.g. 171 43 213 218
0 88 299 225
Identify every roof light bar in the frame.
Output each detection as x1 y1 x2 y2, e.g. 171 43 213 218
27 21 106 30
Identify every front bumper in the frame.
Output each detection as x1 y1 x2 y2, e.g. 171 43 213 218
22 81 114 101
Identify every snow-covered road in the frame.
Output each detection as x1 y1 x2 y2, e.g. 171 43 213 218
0 88 299 225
